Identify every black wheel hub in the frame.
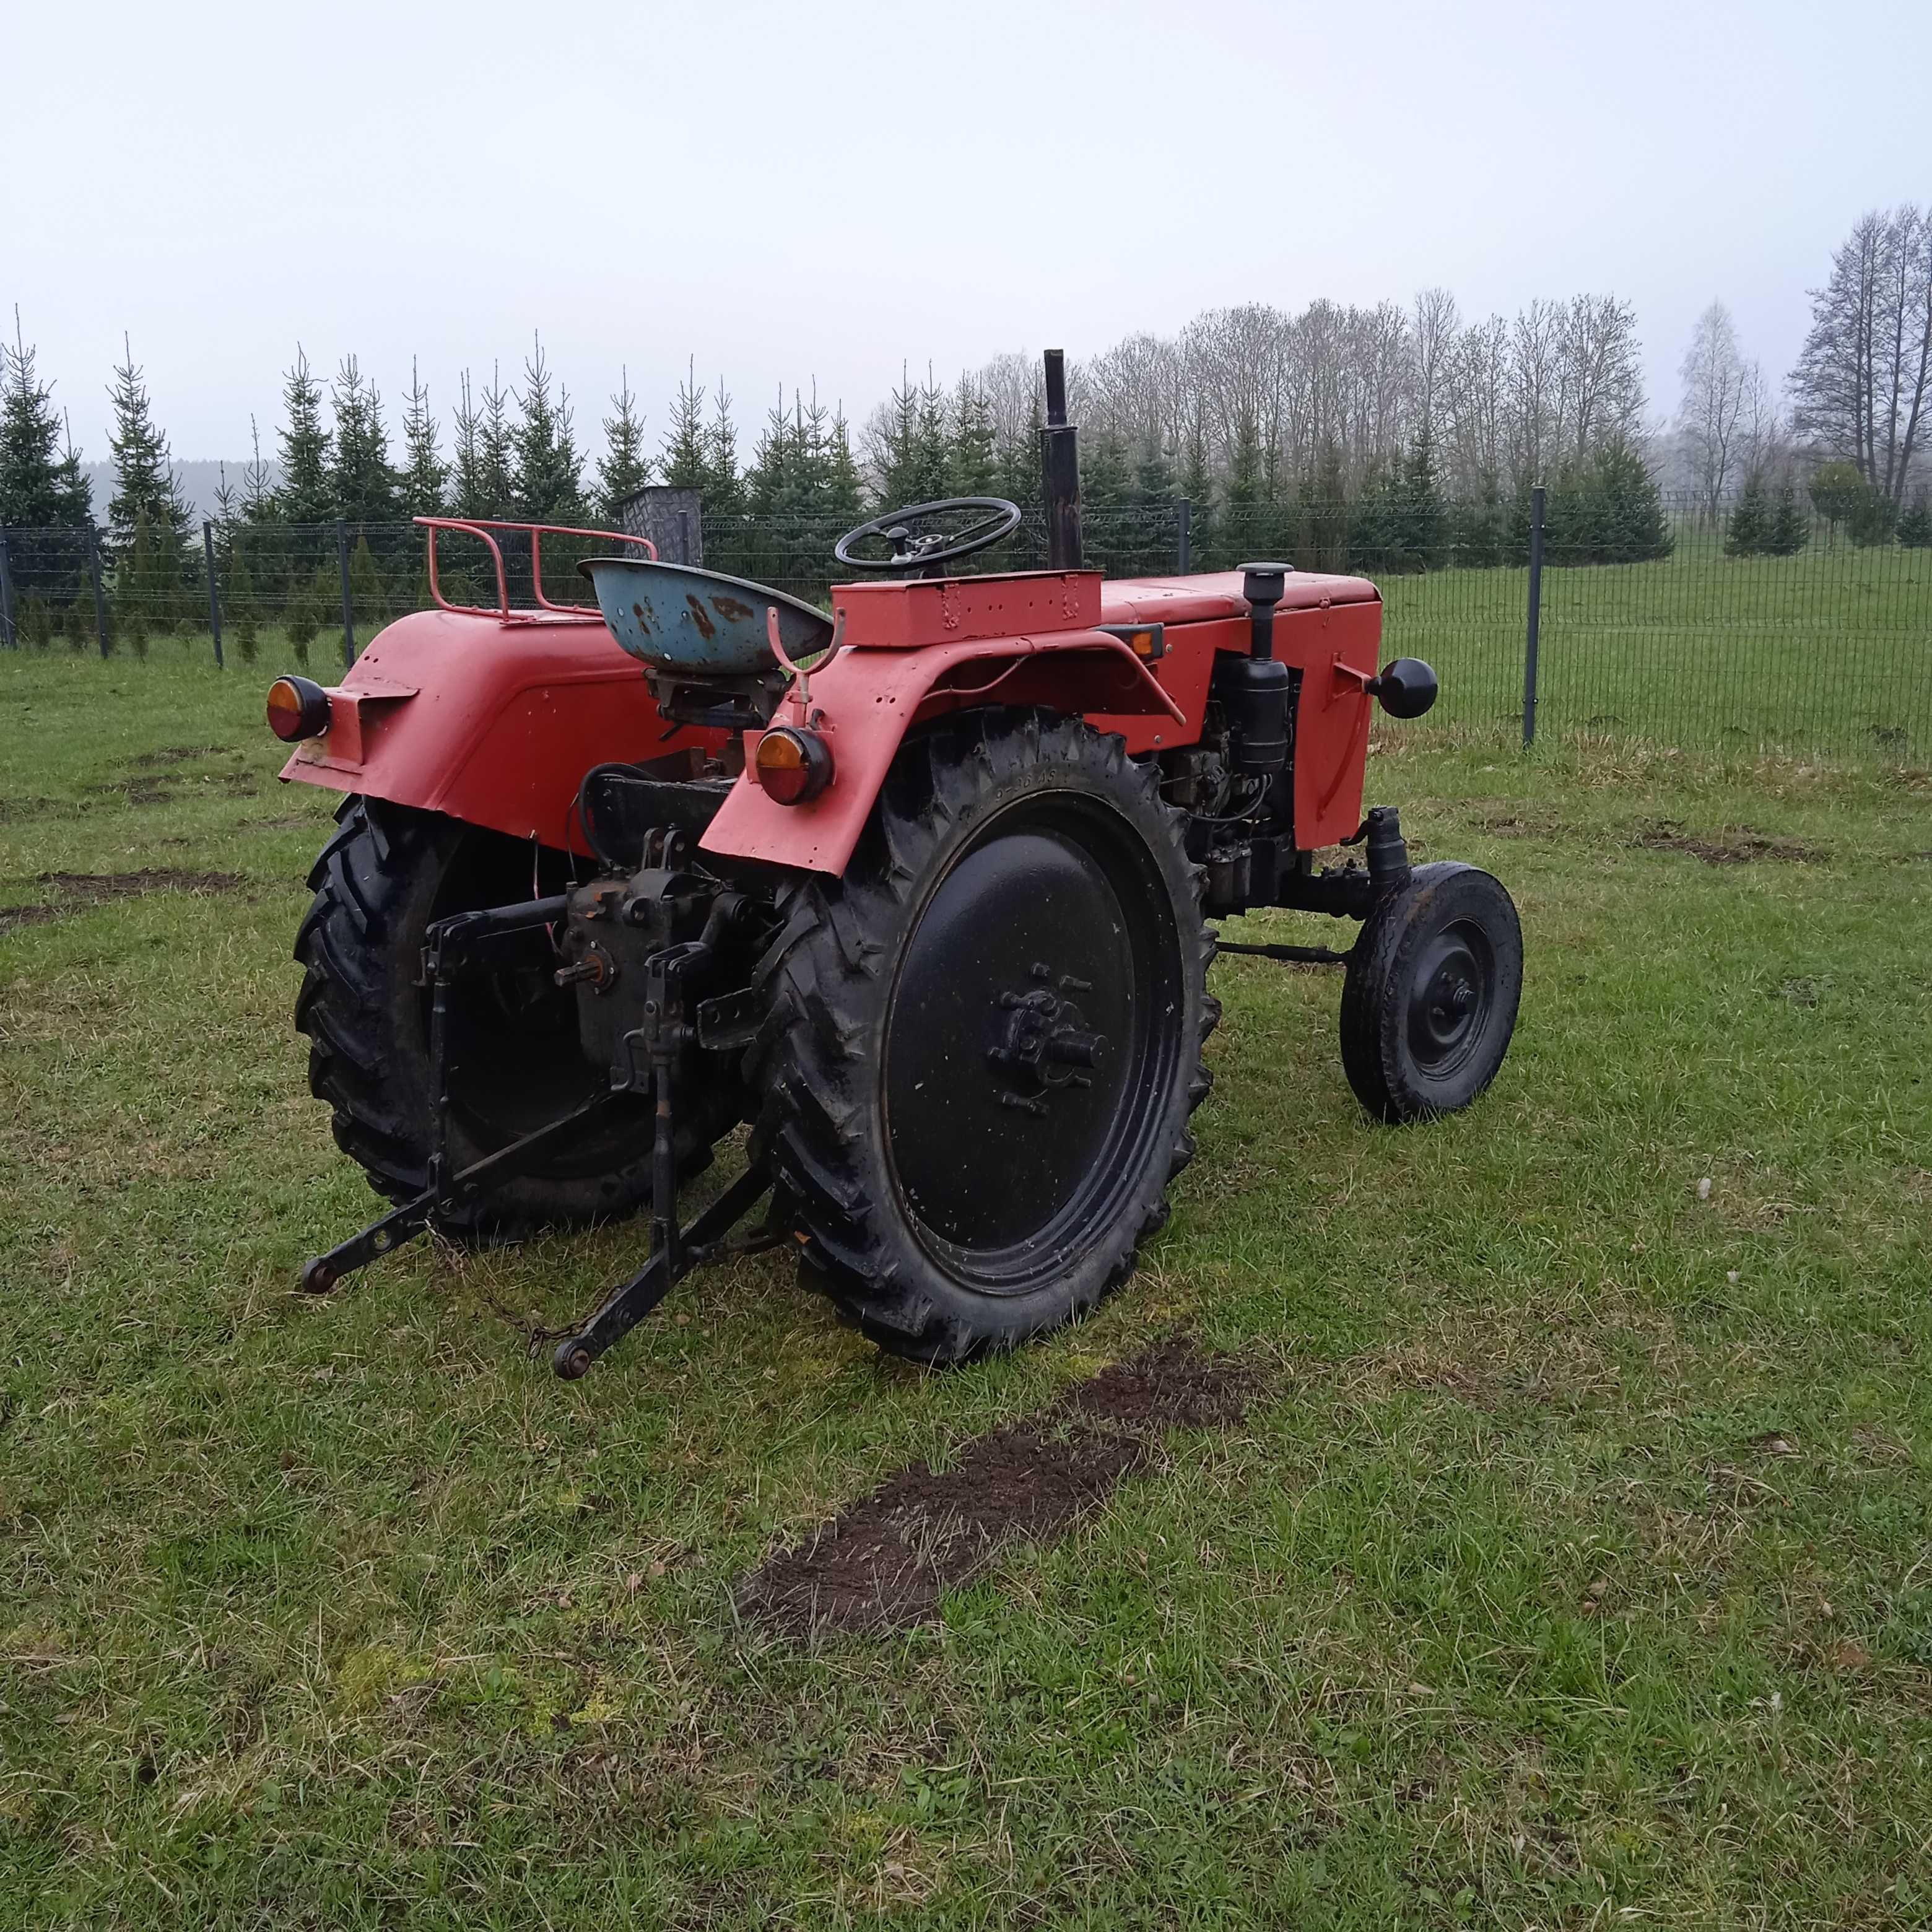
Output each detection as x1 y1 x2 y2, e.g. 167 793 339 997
1406 920 1494 1073
882 797 1181 1287
987 965 1108 1111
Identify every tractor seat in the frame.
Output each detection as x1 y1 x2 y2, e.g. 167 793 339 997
1100 571 1380 626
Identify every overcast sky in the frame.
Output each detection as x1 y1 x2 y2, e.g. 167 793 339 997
4 0 1925 466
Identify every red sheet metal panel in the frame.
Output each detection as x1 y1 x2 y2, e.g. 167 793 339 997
701 629 1181 876
832 571 1102 648
1099 570 1378 626
278 607 716 853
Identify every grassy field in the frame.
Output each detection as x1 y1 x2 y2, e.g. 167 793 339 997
3 651 1932 1927
1380 542 1932 762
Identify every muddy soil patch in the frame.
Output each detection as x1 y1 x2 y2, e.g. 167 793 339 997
737 1336 1257 1637
1630 821 1827 866
87 770 260 807
129 744 231 768
0 870 245 935
1473 807 1569 842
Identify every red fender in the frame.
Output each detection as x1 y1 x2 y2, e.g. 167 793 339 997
701 628 1187 876
277 607 718 851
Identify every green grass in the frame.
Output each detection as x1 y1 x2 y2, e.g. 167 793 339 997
4 651 1932 1927
1378 541 1931 762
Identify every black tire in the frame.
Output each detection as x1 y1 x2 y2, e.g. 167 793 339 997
294 796 712 1237
751 709 1218 1365
1339 861 1522 1123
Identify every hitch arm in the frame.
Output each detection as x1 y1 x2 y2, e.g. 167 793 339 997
551 1164 773 1379
300 1094 619 1294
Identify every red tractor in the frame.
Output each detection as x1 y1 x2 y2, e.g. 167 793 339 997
269 353 1521 1377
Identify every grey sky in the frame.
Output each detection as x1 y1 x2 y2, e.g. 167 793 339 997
4 0 1924 466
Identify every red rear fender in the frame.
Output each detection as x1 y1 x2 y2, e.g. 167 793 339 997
277 608 718 852
701 630 1188 876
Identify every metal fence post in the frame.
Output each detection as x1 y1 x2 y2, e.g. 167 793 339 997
202 521 224 668
1176 499 1191 575
0 526 16 649
86 523 110 658
1521 485 1546 747
336 518 355 666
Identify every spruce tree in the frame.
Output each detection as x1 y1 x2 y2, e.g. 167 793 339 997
1897 492 1932 549
1079 432 1133 511
105 336 191 564
658 360 710 493
511 334 588 523
872 367 924 509
1725 473 1770 557
399 359 447 518
596 367 650 522
329 356 400 524
1133 437 1175 506
1 315 94 528
747 385 797 516
1764 485 1810 556
240 418 277 523
951 376 996 497
449 372 489 518
274 347 334 524
1399 429 1445 569
1590 440 1672 563
285 567 330 663
704 381 744 517
476 364 516 520
347 534 388 628
226 529 259 663
23 594 53 649
913 368 954 503
55 411 93 528
118 507 155 655
822 406 864 523
793 386 835 510
1177 418 1215 568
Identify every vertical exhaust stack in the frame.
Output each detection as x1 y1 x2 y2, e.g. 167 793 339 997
1039 349 1084 571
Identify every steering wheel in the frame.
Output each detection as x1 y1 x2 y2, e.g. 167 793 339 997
833 497 1023 575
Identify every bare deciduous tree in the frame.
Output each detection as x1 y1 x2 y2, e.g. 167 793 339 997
1676 300 1768 520
1790 205 1931 506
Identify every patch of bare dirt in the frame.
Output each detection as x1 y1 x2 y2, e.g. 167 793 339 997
0 870 245 935
129 744 230 768
1630 821 1827 866
87 769 259 807
736 1336 1257 1637
1472 807 1568 840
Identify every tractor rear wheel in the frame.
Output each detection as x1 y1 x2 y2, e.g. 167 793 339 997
295 796 690 1237
752 710 1217 1365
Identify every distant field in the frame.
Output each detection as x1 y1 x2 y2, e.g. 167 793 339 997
13 537 1929 767
3 654 1931 1926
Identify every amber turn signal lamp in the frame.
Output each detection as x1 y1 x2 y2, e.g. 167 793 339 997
266 676 333 742
753 726 833 805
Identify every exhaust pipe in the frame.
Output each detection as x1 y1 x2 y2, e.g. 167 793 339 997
1039 349 1084 571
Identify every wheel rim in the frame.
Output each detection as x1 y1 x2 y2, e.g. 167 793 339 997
881 793 1185 1292
1404 917 1497 1077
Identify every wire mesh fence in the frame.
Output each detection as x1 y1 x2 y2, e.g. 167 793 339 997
1 495 1927 763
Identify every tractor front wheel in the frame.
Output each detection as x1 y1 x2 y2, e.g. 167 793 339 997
1339 861 1522 1123
752 710 1218 1365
